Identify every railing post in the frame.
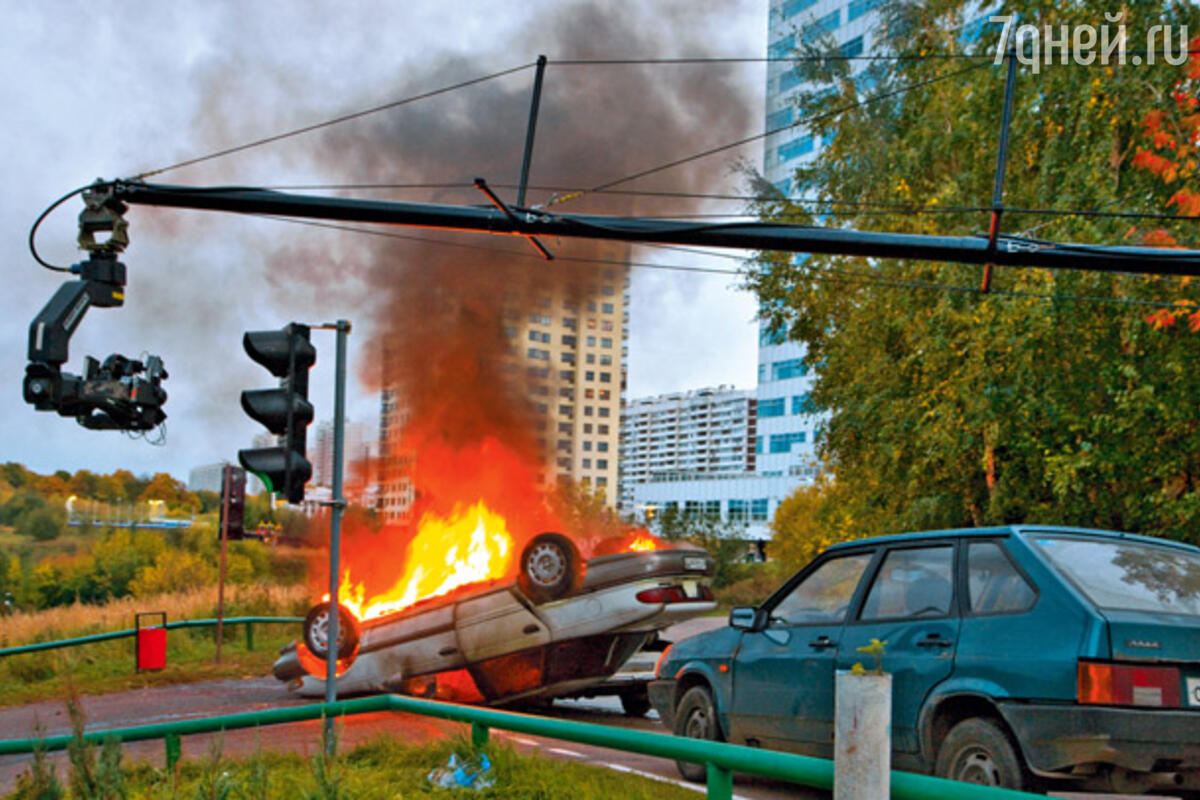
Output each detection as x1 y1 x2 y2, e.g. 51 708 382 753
245 622 254 651
471 721 490 748
706 763 733 800
164 733 181 772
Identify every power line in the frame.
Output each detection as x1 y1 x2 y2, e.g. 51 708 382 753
129 62 535 180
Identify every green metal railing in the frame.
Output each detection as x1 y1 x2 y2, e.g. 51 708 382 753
0 616 303 658
0 694 1041 800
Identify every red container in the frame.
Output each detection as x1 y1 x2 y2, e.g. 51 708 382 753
135 612 167 671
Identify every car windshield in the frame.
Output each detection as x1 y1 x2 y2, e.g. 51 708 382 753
1030 535 1200 616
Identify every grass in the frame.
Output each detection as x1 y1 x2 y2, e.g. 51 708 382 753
0 584 311 708
7 732 703 800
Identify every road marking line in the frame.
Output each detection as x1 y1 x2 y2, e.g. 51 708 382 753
510 737 540 747
547 747 585 758
603 763 751 800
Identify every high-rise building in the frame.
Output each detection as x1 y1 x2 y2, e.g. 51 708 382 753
618 386 756 513
311 418 374 488
376 274 629 523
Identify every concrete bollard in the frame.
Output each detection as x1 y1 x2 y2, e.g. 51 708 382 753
834 670 892 800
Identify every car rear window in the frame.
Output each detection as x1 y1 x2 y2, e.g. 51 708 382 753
1030 535 1200 616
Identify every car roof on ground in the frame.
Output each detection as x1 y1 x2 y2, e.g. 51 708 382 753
822 525 1200 554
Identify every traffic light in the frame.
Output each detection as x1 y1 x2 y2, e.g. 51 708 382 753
237 324 315 504
219 464 246 540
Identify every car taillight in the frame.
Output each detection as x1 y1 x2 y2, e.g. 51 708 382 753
654 643 674 678
1077 661 1182 708
636 585 714 604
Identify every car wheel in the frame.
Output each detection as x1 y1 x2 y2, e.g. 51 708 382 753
620 689 651 718
303 602 359 660
934 717 1032 791
673 686 722 783
518 533 579 602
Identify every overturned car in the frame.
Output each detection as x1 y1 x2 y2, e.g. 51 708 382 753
273 533 715 712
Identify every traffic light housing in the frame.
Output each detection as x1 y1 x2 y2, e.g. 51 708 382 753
219 464 246 540
237 324 315 504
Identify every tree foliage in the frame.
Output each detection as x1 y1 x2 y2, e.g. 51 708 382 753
748 1 1200 543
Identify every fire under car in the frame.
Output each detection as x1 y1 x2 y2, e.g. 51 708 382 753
273 532 716 714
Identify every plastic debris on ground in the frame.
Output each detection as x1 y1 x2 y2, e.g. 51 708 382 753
427 752 494 790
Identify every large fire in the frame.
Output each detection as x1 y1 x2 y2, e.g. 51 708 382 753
336 501 513 622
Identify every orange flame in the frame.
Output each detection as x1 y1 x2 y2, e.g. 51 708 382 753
628 533 660 551
336 501 513 622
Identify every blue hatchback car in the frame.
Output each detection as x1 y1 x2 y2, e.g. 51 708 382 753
649 526 1200 794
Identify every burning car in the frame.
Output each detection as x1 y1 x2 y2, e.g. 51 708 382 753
273 524 716 713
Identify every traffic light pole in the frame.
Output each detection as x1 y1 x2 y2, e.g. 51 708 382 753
318 319 350 753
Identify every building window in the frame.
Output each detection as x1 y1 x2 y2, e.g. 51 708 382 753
558 422 572 433
729 499 748 522
596 476 608 487
601 337 613 348
758 364 767 383
601 320 613 332
528 330 550 343
705 500 721 519
778 135 814 163
556 457 571 468
583 441 592 451
768 32 795 59
562 317 577 330
582 458 591 468
803 8 841 41
601 285 615 296
600 372 612 383
755 436 763 454
771 358 808 380
847 0 880 22
684 500 703 517
599 390 610 400
529 313 551 325
527 347 549 360
585 388 595 398
597 442 609 452
840 35 864 58
562 334 576 347
769 432 807 453
792 393 814 414
586 353 596 364
600 354 612 366
560 369 574 381
583 423 593 433
751 498 769 521
766 107 794 132
601 302 614 313
587 336 596 347
585 370 595 381
557 440 572 452
598 424 609 434
598 407 610 418
584 406 594 416
757 398 786 418
558 405 573 417
559 387 573 398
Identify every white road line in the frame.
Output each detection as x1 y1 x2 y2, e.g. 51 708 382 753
603 763 751 800
510 737 540 747
547 747 586 758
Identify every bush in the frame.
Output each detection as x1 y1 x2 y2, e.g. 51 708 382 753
130 551 218 597
19 507 65 541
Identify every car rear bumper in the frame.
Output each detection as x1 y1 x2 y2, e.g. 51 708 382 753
1001 702 1200 774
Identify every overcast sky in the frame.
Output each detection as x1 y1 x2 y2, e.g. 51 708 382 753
2 1 767 482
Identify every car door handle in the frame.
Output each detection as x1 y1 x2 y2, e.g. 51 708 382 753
808 636 837 650
917 633 953 648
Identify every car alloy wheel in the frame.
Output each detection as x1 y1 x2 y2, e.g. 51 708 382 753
518 533 580 602
303 602 359 660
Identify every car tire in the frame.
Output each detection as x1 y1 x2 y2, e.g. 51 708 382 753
518 532 580 602
673 686 722 783
620 689 651 718
303 602 359 660
934 717 1033 791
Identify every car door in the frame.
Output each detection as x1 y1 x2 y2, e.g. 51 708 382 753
837 541 960 753
729 549 876 756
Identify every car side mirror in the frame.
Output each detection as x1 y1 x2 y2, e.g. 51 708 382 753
729 606 764 632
